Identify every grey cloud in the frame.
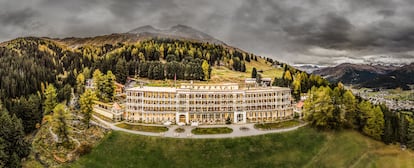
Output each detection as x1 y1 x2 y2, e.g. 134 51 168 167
0 8 39 28
0 0 414 65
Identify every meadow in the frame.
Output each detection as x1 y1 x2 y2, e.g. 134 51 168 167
68 126 414 168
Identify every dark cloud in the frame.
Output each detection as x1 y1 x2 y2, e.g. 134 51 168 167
0 8 39 27
0 0 413 65
283 13 353 49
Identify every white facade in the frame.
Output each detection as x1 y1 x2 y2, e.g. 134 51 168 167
125 83 293 125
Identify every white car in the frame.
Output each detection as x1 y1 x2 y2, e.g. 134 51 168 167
177 122 185 126
163 121 172 126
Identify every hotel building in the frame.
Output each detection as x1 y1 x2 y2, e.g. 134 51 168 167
125 83 293 125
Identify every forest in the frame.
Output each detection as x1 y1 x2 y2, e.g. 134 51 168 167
0 37 264 167
272 67 414 149
0 36 412 167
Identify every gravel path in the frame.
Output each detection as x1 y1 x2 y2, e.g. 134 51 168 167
93 115 308 139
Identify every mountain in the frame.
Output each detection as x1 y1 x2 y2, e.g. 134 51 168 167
363 63 414 89
127 24 225 45
293 64 325 73
314 63 414 89
56 24 225 48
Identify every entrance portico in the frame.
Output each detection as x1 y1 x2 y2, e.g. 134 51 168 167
234 111 246 124
176 112 189 124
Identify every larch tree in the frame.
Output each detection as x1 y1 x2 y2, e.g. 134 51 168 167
92 69 104 101
53 104 71 145
103 71 116 102
342 90 357 128
201 60 210 80
76 73 85 95
79 89 97 128
44 84 58 115
304 86 336 129
363 106 384 140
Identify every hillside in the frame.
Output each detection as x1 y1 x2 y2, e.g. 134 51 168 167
128 24 225 45
314 63 414 89
0 31 283 97
55 25 225 48
364 63 414 89
68 127 414 168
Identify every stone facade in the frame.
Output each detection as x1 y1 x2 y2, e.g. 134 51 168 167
126 83 293 125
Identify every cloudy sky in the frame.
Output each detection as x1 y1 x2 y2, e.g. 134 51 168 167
1 0 414 65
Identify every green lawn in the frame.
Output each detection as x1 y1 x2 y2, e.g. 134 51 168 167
254 120 301 130
191 127 233 135
115 123 168 133
68 127 325 168
68 127 414 168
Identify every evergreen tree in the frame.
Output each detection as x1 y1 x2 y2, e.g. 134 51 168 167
115 58 128 84
79 90 97 128
44 84 57 115
399 114 409 144
245 54 251 62
406 119 414 149
58 84 72 102
292 73 302 101
0 103 29 167
251 67 257 78
0 138 6 168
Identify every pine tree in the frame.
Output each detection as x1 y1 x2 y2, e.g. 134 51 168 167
115 58 128 84
245 54 251 62
406 119 414 149
251 67 257 78
44 84 57 115
79 90 97 128
292 73 302 101
0 103 29 167
0 138 6 168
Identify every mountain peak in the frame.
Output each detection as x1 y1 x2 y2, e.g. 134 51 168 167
170 24 192 29
127 25 225 45
127 25 159 34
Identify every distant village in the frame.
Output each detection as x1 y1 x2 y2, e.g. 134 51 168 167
351 88 414 111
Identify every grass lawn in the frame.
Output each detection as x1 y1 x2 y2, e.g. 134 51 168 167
210 57 283 84
68 127 325 168
68 127 414 168
254 120 301 130
115 123 168 133
191 127 233 135
137 57 284 85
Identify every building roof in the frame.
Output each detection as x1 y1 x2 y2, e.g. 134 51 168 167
296 101 304 108
127 86 177 92
113 102 122 110
115 82 125 87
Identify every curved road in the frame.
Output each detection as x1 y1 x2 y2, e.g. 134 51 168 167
93 115 308 139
